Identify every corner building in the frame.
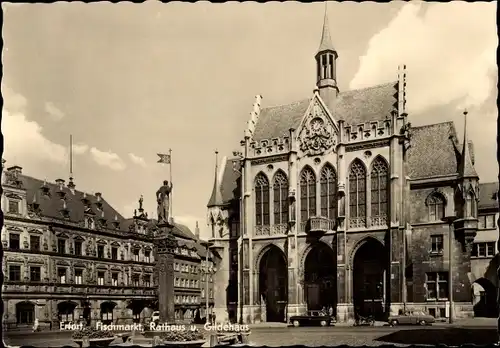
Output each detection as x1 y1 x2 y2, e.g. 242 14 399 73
1 163 216 329
206 11 482 324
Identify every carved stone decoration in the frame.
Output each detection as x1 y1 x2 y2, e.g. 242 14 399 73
299 104 336 156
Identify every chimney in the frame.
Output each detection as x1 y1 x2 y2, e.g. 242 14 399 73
7 166 22 175
95 192 102 202
195 221 200 239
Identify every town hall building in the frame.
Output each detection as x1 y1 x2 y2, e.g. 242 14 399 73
206 10 490 324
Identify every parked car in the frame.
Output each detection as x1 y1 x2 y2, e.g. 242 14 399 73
388 311 435 326
290 310 334 327
151 311 160 323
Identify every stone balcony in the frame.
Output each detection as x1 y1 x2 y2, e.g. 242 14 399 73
306 216 335 235
2 282 156 298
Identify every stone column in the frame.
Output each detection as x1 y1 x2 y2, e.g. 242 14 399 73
212 244 229 323
287 128 301 318
154 224 177 323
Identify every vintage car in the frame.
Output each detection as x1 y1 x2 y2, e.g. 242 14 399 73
290 310 334 327
388 311 435 326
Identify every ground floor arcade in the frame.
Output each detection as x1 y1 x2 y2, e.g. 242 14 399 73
2 297 157 329
227 232 475 324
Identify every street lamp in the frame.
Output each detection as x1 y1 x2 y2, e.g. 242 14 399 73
442 215 456 324
200 240 214 324
232 151 245 325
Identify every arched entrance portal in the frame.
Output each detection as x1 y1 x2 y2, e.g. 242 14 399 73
472 278 498 318
16 301 35 325
304 243 337 312
353 238 387 321
58 301 77 323
259 245 287 322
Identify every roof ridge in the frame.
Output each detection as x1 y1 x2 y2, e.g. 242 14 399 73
344 81 397 93
261 98 312 111
412 121 454 129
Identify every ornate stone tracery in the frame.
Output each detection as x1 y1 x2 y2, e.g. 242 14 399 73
298 102 336 156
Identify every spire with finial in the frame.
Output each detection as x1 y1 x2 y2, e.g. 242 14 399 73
315 1 338 109
138 195 144 212
207 150 224 208
317 1 335 54
459 109 478 179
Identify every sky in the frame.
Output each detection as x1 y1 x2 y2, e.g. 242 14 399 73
1 1 497 240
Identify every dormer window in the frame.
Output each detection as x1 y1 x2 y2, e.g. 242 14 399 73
40 180 51 196
426 192 445 221
85 217 95 230
7 199 20 214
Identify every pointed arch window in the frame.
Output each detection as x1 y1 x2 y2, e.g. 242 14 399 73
465 191 477 218
348 160 367 225
370 157 389 223
320 164 337 219
273 171 289 225
300 167 317 222
427 193 445 221
255 173 270 226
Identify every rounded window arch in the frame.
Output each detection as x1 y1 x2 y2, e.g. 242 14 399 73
300 166 317 222
426 192 446 221
320 163 337 219
255 173 270 226
273 171 289 226
370 156 389 224
348 159 367 226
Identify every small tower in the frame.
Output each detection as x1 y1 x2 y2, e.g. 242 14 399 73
455 110 479 250
207 151 226 239
315 3 339 110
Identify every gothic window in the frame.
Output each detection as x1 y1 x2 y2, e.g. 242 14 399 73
370 157 389 219
348 160 367 220
465 191 477 218
427 193 445 221
320 164 337 219
300 167 317 222
255 173 270 226
273 171 289 225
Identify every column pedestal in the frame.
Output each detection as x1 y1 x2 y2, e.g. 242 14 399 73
154 223 177 324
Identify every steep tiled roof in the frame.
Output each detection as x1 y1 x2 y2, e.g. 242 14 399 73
253 99 311 141
407 122 460 180
479 182 499 210
220 158 241 205
252 82 397 142
10 174 127 230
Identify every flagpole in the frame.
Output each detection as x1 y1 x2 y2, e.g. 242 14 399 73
169 148 173 220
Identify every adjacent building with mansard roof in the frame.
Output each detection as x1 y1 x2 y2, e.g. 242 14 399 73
1 162 217 329
206 10 487 324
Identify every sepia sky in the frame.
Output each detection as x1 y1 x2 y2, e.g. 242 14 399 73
2 1 497 239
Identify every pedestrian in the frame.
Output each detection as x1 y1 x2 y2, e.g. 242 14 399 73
33 318 40 332
328 306 333 317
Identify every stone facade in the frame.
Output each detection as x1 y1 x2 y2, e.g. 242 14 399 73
206 11 485 324
1 163 216 329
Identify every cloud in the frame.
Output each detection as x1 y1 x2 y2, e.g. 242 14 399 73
350 2 497 114
349 2 497 182
2 86 68 166
129 153 147 167
44 101 65 121
72 143 89 155
89 147 126 171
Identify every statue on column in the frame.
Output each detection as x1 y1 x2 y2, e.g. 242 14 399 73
156 180 173 224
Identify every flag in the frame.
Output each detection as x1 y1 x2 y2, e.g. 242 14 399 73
157 153 171 164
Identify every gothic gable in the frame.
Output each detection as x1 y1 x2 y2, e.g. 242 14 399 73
297 94 339 157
